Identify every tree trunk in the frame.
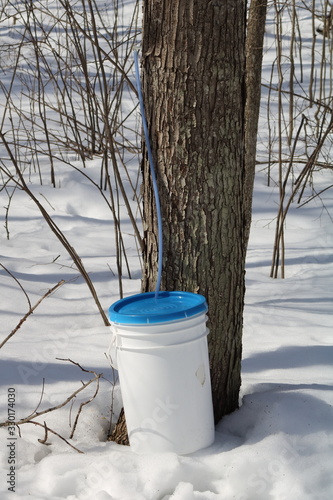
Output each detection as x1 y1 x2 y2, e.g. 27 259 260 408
110 0 263 444
141 0 247 423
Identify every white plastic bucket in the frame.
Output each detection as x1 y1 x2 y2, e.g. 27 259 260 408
108 291 215 455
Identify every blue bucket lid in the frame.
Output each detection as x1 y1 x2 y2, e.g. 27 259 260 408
109 291 208 325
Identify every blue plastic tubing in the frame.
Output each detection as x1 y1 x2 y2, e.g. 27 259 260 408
134 51 163 299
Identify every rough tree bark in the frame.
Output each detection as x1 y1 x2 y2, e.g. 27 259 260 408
110 0 266 444
141 0 246 423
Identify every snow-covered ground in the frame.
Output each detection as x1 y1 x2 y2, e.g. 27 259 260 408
0 167 332 500
1 1 332 499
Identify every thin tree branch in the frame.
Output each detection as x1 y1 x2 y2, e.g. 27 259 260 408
0 373 102 427
27 421 84 453
0 280 65 349
0 263 32 309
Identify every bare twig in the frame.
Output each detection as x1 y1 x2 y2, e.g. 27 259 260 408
0 263 32 309
104 353 119 438
55 358 103 439
38 421 50 445
26 378 46 420
0 280 65 349
28 421 83 453
0 372 102 427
